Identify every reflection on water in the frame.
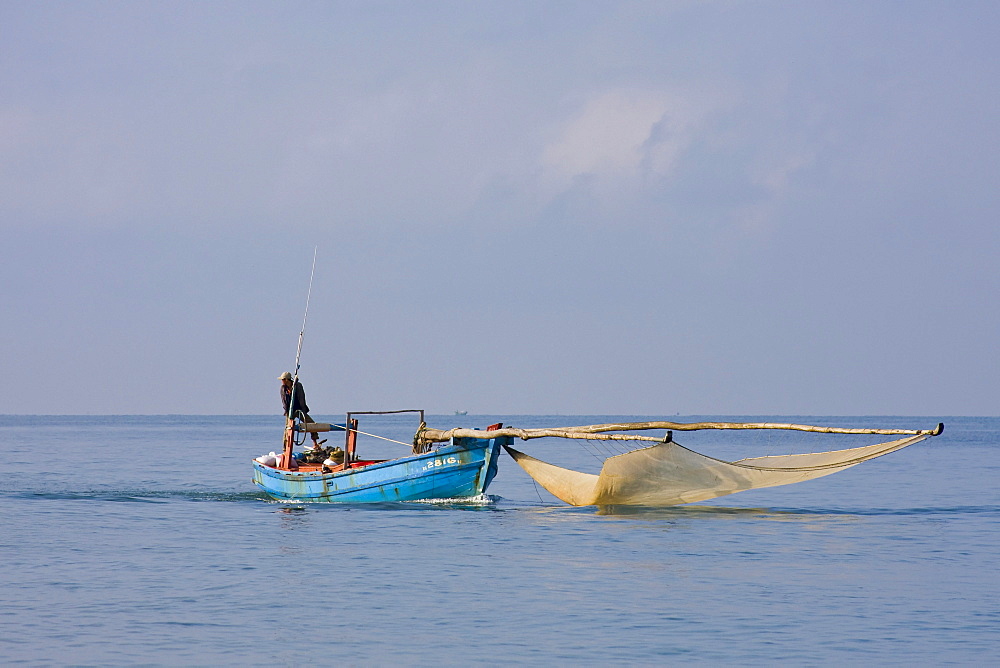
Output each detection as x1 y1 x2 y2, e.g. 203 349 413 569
596 504 793 519
516 502 868 529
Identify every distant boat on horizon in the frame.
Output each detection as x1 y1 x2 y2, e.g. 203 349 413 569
454 410 468 415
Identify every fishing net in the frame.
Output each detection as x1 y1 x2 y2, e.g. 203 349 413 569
504 433 929 506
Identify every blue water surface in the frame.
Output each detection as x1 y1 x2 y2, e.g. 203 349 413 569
1 414 997 666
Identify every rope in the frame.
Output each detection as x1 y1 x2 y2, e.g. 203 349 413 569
293 411 308 446
579 437 609 463
348 428 413 448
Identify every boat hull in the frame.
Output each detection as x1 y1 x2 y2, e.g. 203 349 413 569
252 436 507 503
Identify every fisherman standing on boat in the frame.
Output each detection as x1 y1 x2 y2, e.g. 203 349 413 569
279 372 324 449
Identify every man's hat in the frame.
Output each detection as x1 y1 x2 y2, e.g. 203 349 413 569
278 372 293 381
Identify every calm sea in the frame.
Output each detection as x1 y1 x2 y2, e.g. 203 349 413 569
1 414 997 666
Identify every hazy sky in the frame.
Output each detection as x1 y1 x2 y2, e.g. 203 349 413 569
2 1 997 416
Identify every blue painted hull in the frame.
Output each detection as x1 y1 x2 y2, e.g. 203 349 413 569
252 436 508 503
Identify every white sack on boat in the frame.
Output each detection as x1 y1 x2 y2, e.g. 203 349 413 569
255 453 279 467
504 433 929 507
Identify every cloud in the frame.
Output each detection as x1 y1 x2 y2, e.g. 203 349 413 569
532 80 823 245
540 87 737 187
542 90 674 180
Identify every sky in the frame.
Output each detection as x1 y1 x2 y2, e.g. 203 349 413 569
1 1 997 416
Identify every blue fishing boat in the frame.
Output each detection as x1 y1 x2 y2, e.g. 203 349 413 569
258 257 512 503
253 410 509 503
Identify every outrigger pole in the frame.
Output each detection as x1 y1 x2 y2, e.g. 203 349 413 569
281 247 318 468
415 421 944 449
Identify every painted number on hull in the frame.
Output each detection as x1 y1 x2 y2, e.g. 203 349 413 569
421 456 458 471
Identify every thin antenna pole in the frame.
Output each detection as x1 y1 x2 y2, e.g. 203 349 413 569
295 246 319 378
292 246 318 385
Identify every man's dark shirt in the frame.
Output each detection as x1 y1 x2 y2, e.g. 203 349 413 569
280 380 310 417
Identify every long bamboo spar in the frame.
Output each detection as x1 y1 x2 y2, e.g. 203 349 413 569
415 421 944 446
